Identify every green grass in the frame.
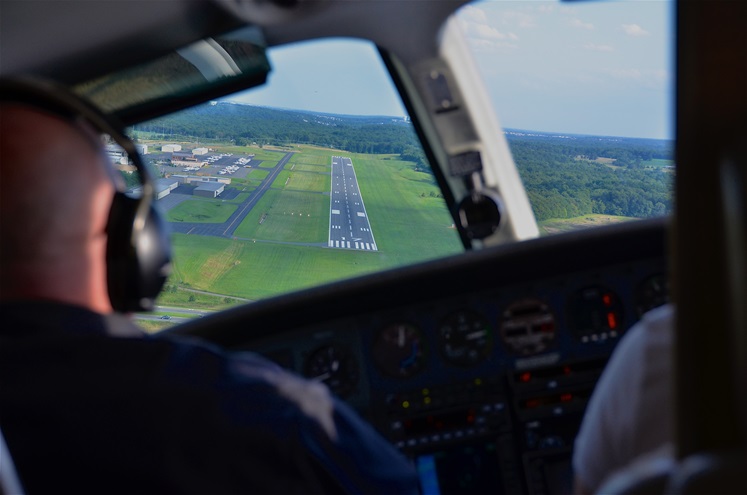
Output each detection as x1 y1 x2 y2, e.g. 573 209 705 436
288 163 328 173
233 189 329 243
156 283 242 309
167 234 390 300
137 319 176 333
166 200 237 223
352 154 461 262
283 171 329 192
538 214 637 235
248 169 270 180
159 146 463 306
272 170 292 188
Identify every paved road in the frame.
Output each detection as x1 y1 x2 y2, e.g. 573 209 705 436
328 156 377 251
167 152 294 238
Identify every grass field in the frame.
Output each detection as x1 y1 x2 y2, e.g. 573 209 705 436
233 189 329 243
169 234 395 300
166 199 237 223
159 144 463 306
538 214 637 235
282 171 329 193
351 153 460 259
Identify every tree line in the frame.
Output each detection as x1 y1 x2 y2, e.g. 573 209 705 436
137 102 421 155
507 133 673 221
137 103 674 222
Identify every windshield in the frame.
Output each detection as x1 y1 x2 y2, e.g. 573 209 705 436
129 39 464 329
456 0 674 235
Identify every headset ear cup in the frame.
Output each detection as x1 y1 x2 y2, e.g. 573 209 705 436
106 192 171 312
138 203 172 308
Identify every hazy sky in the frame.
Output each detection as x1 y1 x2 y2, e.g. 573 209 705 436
227 0 673 140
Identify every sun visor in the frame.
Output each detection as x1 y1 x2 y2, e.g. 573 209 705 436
74 27 271 125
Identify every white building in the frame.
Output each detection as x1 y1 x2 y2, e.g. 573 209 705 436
192 147 208 155
162 144 182 152
106 143 128 165
135 144 148 155
154 178 179 200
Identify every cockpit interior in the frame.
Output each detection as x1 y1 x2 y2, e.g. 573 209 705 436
1 0 745 493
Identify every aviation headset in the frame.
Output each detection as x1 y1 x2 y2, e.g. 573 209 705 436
0 77 172 313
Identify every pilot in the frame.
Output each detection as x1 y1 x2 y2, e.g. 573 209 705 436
0 80 419 494
572 303 675 494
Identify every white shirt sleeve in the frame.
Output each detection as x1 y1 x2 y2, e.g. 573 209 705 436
572 304 674 493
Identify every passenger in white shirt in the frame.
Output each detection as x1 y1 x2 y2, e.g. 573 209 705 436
573 304 675 495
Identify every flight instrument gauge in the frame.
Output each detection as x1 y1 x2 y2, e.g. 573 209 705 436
372 322 427 378
568 285 624 343
438 309 493 366
635 274 670 317
500 299 557 356
303 344 359 398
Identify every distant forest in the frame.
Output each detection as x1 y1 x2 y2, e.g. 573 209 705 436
506 132 673 220
138 102 673 222
137 102 421 154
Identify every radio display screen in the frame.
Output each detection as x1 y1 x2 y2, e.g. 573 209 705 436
416 441 504 494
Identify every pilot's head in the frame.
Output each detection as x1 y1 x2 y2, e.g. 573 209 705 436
0 78 171 314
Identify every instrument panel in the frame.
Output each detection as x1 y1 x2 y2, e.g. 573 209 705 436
175 218 669 495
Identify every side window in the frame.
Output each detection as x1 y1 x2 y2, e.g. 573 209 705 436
457 0 674 235
131 39 463 328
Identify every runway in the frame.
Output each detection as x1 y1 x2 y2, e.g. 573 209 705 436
328 156 377 251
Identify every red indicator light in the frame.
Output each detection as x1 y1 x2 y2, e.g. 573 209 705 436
520 372 532 383
602 294 613 307
607 312 618 329
563 366 571 375
526 399 540 409
560 393 573 402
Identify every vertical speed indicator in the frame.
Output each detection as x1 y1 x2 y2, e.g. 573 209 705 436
303 344 359 398
438 310 493 366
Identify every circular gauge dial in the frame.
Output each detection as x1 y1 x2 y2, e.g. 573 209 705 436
636 274 669 317
303 345 359 398
568 286 624 342
500 299 557 356
438 310 493 366
372 323 427 378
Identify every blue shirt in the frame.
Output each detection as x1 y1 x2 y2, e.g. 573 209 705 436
0 301 418 494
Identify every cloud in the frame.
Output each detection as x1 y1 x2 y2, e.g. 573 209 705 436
583 43 614 52
457 7 520 50
460 5 488 24
603 68 670 89
607 68 643 80
570 18 595 30
622 24 650 37
469 39 519 51
502 10 537 29
473 23 519 41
